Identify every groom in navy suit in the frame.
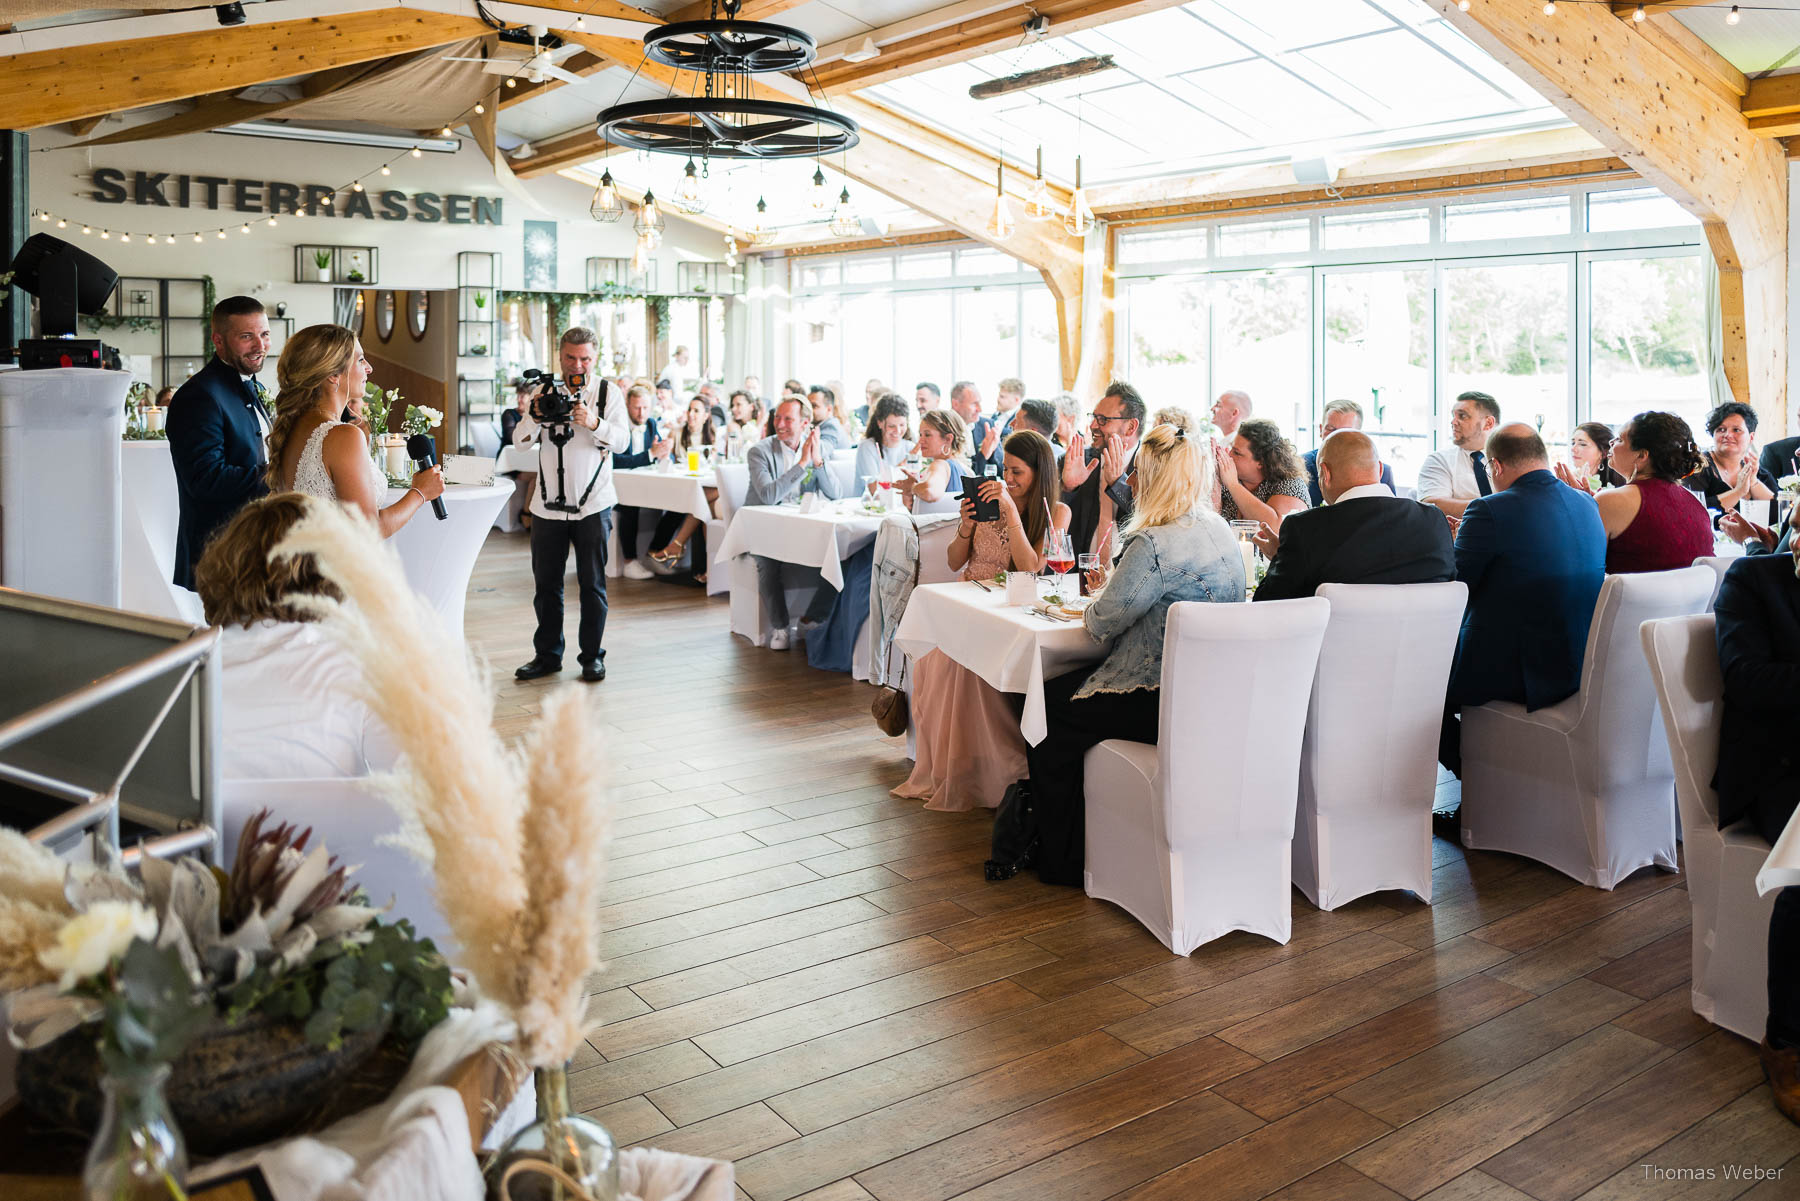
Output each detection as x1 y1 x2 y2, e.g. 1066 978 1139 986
167 296 274 590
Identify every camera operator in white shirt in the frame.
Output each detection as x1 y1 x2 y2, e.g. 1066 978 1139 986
512 327 630 684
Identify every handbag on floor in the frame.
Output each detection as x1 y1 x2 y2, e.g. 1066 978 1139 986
984 779 1038 881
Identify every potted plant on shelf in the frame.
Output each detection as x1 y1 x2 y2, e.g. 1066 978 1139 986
346 252 366 283
311 249 332 283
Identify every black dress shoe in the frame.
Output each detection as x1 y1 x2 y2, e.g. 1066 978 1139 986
581 661 607 683
514 657 560 681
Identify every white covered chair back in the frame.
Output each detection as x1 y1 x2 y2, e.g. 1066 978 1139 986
218 778 455 959
826 456 855 495
1642 613 1774 1039
1085 597 1329 953
1294 581 1466 910
713 461 751 525
1693 555 1735 610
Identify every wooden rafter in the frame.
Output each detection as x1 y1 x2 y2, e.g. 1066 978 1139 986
1607 1 1716 14
669 0 809 20
1447 0 1787 430
0 10 491 130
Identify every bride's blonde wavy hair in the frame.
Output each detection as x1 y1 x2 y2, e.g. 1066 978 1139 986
266 324 359 490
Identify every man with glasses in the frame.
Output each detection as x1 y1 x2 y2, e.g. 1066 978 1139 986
1063 381 1147 557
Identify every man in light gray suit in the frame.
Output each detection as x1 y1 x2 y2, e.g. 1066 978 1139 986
747 396 846 649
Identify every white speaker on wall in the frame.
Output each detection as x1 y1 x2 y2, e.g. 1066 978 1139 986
1291 155 1340 186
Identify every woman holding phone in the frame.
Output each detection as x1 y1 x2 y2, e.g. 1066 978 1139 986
895 430 1070 812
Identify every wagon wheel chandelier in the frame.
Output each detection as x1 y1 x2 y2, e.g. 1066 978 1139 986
595 1 858 161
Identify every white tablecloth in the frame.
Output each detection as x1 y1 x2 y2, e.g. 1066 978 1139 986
1759 807 1800 896
894 580 1111 745
119 440 507 641
614 465 714 523
713 499 887 590
495 445 536 476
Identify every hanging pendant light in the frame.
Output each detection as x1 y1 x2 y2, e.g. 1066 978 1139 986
635 188 667 247
590 167 624 222
630 232 652 275
748 196 776 246
1064 155 1093 237
809 165 832 214
673 157 707 215
1025 145 1056 221
987 164 1014 241
829 186 861 238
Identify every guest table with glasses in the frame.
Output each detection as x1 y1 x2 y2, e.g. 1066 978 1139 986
117 439 509 639
714 497 890 647
894 579 1112 745
605 463 717 577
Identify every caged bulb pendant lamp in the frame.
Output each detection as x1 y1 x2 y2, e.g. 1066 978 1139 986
829 186 861 238
1064 154 1094 238
987 164 1014 241
1024 145 1056 221
673 157 707 215
635 190 667 247
590 167 624 222
809 165 832 213
748 196 776 245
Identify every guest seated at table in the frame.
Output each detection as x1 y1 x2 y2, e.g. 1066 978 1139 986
856 393 913 492
726 389 758 448
1152 405 1194 432
915 381 942 414
1063 381 1146 555
1026 424 1243 885
1685 400 1778 521
1303 400 1395 506
196 493 397 779
1052 392 1082 452
1252 429 1452 602
648 398 720 581
500 379 532 455
615 384 669 582
1554 420 1628 493
747 397 845 649
1418 391 1502 519
1210 390 1252 440
1439 424 1606 778
900 408 970 516
1217 417 1309 528
266 324 443 538
810 385 848 453
895 430 1070 812
1011 398 1061 459
1761 430 1799 483
1571 411 1714 574
858 378 885 427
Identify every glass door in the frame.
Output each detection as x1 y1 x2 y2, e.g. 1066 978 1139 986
1440 257 1575 457
1318 264 1434 488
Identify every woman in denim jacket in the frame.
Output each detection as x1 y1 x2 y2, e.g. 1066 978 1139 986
1025 422 1245 885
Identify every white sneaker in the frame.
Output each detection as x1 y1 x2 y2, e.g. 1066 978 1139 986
768 628 791 651
621 559 654 580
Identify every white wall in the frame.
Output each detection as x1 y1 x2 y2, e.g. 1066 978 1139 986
27 127 728 379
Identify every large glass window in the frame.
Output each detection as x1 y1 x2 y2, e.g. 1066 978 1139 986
956 289 1020 390
1443 260 1571 448
1124 277 1209 410
1588 254 1707 439
1444 195 1570 241
895 291 952 394
1214 273 1312 434
1322 268 1434 485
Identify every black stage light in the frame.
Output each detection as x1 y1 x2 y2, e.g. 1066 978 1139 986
215 3 246 26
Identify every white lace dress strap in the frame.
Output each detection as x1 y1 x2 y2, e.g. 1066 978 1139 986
291 421 384 503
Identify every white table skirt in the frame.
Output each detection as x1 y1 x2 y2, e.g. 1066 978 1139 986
122 440 203 624
894 580 1111 745
495 444 536 476
381 483 512 642
1760 807 1800 896
614 465 714 523
713 500 886 591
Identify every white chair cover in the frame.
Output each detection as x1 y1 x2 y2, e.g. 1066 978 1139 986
218 778 454 959
710 461 750 599
1084 597 1330 953
1459 565 1713 889
1642 613 1774 1040
1294 582 1467 911
1693 555 1735 610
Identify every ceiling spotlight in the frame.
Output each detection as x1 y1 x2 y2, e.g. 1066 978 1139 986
1632 4 1646 21
1728 4 1741 22
214 3 246 26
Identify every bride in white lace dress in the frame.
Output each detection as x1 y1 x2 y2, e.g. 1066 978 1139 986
265 325 443 538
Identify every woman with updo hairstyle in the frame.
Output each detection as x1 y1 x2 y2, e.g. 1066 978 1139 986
266 323 442 538
1593 410 1715 574
195 492 397 779
1557 421 1628 492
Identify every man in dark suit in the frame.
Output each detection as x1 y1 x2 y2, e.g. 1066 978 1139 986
1439 423 1606 776
1303 399 1394 506
1254 430 1452 602
1063 381 1145 557
166 295 273 591
1759 433 1799 483
612 383 666 580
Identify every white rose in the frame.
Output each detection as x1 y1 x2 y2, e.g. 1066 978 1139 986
39 900 158 991
419 407 444 425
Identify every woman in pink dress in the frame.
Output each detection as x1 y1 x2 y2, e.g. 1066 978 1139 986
895 430 1072 812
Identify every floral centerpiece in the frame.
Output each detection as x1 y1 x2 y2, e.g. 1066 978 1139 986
1779 473 1800 501
2 813 453 1166
403 403 444 439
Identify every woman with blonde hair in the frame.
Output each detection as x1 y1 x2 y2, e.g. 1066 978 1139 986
266 323 442 538
1022 423 1245 885
900 407 970 516
895 431 1070 812
195 492 397 779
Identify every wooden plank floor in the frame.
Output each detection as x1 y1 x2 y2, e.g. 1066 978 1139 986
465 528 1800 1201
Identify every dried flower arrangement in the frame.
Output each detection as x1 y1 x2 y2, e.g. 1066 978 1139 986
271 496 612 1068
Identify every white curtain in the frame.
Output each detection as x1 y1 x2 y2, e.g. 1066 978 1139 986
1702 239 1734 411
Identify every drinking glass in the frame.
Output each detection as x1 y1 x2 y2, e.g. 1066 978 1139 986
1043 529 1076 599
1077 553 1099 598
686 448 701 474
1229 519 1261 592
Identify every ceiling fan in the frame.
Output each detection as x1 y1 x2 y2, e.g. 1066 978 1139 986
441 26 588 87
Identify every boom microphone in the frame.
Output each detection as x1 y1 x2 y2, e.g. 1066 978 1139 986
406 433 448 521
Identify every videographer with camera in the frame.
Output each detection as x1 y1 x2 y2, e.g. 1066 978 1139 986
512 328 629 684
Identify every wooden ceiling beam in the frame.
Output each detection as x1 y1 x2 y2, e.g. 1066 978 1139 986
1607 1 1716 14
0 10 491 130
669 0 809 21
1636 12 1746 102
1447 0 1787 430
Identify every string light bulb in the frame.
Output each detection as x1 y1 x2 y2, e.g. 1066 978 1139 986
474 102 486 115
193 233 203 243
119 233 130 243
504 78 516 89
240 223 250 234
1728 4 1741 22
217 230 227 239
56 218 66 228
164 235 175 244
266 216 277 227
100 230 110 239
986 164 1014 240
441 125 453 136
1632 4 1646 21
36 210 49 222
410 146 422 158
381 164 392 176
1542 0 1554 13
809 165 830 214
1064 155 1093 237
575 15 584 27
1458 0 1469 9
630 232 651 274
352 180 364 192
80 225 90 235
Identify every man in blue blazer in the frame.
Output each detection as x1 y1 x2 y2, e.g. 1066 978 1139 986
167 296 273 591
1439 423 1606 777
1303 399 1393 505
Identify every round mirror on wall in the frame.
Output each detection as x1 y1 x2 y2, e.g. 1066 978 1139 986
375 291 396 341
408 291 430 341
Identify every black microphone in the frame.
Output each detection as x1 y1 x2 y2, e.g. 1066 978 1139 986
406 433 448 521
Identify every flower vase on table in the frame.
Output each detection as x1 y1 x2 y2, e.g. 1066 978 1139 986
485 1063 617 1201
83 1063 188 1201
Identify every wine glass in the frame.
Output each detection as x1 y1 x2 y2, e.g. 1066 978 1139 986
1043 529 1076 601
